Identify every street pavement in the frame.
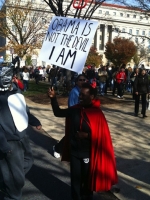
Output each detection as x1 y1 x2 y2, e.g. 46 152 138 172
1 92 150 200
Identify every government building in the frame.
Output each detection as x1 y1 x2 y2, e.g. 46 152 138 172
93 3 150 68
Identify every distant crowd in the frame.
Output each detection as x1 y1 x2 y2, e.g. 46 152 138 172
19 63 150 99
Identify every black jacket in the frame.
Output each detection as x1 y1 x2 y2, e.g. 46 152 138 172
134 74 149 94
51 97 91 158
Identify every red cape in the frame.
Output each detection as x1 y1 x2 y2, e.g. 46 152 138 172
62 99 118 191
17 79 24 90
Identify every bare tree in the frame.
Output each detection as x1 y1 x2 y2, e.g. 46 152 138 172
42 0 106 19
0 0 49 58
116 0 150 11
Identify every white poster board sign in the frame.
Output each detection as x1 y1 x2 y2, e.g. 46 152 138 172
39 16 98 73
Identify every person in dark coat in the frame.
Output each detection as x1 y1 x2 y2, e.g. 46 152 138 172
53 74 87 158
48 82 118 200
46 65 52 82
86 66 96 83
130 68 139 99
134 69 150 118
34 67 40 84
0 60 42 200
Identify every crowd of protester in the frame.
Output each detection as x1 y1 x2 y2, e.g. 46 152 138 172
18 63 150 99
1 57 149 199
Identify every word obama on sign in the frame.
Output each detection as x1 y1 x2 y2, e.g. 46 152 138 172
39 16 98 73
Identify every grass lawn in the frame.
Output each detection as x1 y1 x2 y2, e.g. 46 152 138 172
23 80 68 105
23 80 50 97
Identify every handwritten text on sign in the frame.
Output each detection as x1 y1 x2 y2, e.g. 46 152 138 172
39 16 98 73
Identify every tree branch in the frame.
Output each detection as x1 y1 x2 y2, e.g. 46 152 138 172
64 0 74 17
43 0 58 16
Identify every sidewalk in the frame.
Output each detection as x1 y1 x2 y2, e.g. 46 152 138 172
101 94 150 200
25 92 150 200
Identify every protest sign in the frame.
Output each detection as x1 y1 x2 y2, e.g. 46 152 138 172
39 16 98 73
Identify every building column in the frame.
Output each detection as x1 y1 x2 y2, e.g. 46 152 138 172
107 25 112 42
96 28 99 50
104 25 108 47
94 25 100 51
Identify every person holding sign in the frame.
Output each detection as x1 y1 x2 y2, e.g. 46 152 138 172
48 82 118 200
53 74 87 158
